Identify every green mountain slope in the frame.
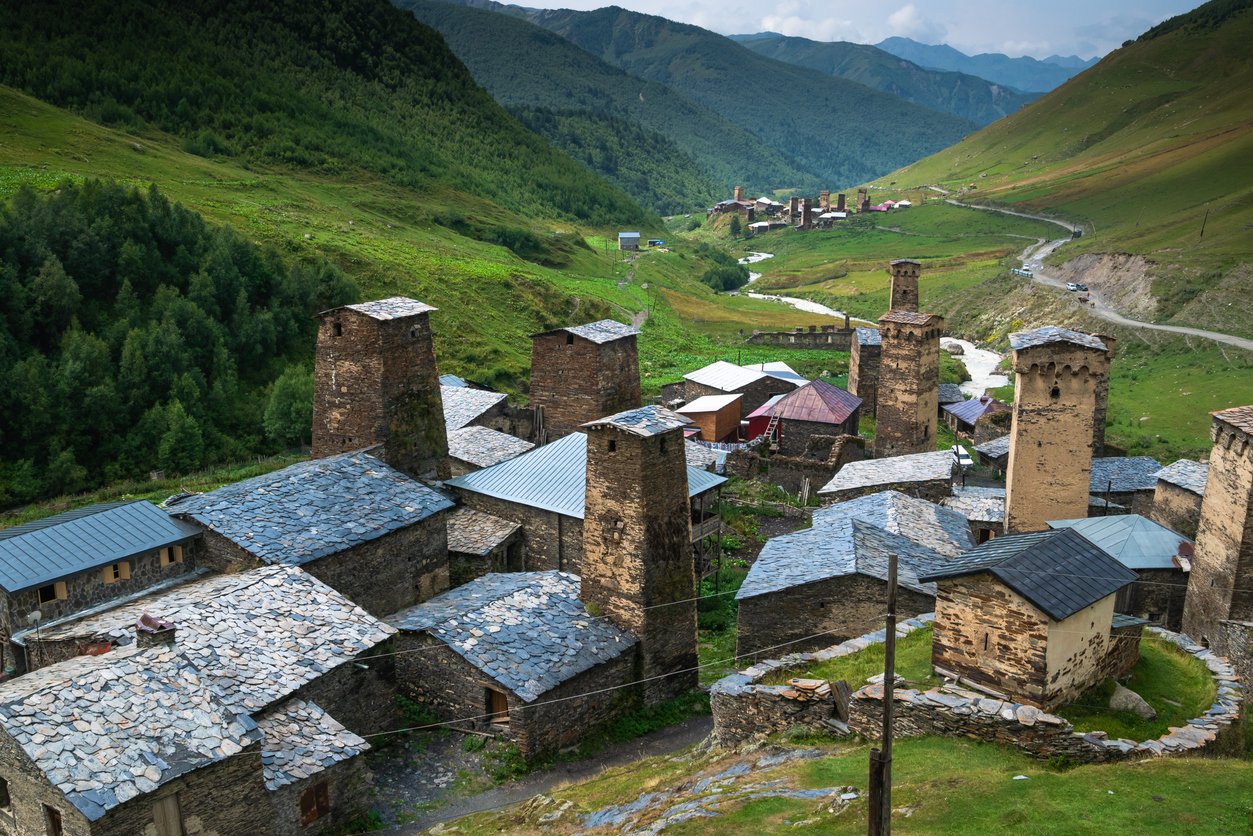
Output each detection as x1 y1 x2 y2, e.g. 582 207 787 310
730 33 1038 126
876 37 1097 92
499 4 976 189
395 0 817 208
0 0 650 227
876 0 1253 339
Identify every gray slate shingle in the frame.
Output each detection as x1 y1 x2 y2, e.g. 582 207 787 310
819 451 955 494
1091 456 1163 493
1155 460 1208 496
815 490 974 557
942 486 1006 524
256 699 368 791
442 385 508 431
446 507 520 557
1009 326 1107 352
447 426 534 469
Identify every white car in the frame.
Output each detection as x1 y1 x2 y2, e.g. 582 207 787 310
952 445 973 471
1065 282 1079 291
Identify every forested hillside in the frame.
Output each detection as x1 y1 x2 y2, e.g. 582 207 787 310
398 0 818 208
0 0 649 227
0 182 356 504
468 2 976 188
730 33 1037 126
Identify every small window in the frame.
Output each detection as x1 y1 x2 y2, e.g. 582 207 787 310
1050 385 1061 399
332 321 343 337
0 776 10 810
38 582 67 604
159 546 184 568
607 439 616 453
565 333 574 345
659 438 668 454
102 562 131 585
43 804 63 836
300 782 331 826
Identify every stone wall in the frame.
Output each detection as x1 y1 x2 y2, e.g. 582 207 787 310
736 575 934 659
1151 480 1203 540
874 315 941 458
778 418 858 459
530 333 640 440
848 340 880 417
293 653 398 739
455 493 584 574
745 324 854 352
1121 568 1189 632
268 751 372 836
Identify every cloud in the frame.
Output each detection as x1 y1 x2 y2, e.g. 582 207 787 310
759 14 863 42
886 4 947 43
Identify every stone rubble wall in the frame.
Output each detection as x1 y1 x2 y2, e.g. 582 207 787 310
711 620 1243 763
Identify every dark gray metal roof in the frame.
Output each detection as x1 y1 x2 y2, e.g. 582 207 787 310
0 501 201 593
943 396 1009 425
442 385 507 431
1091 456 1163 493
167 452 453 565
919 528 1137 621
738 516 946 600
1155 460 1208 496
445 432 726 519
855 327 882 347
584 405 691 437
815 490 973 557
1009 326 1106 352
937 383 966 405
389 571 637 702
1047 514 1191 570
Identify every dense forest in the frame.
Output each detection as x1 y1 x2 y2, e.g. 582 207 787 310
0 0 651 227
0 181 356 506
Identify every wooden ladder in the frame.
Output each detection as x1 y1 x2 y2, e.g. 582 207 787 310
764 414 781 442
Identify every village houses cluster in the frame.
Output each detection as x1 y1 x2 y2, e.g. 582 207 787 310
0 255 1247 833
708 185 913 235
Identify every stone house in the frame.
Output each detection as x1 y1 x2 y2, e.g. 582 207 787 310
529 320 641 441
818 450 956 504
1048 514 1192 630
677 394 743 442
683 361 801 415
920 527 1140 710
750 380 861 457
1151 459 1208 539
445 507 524 586
167 451 454 617
446 425 533 477
848 328 881 417
942 395 1011 439
0 566 393 835
1089 456 1163 516
442 385 510 435
975 434 1010 474
937 383 966 415
942 486 1007 543
0 501 201 674
736 515 945 658
443 431 726 575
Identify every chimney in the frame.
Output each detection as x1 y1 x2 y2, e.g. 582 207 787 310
135 613 176 648
733 185 744 202
837 193 846 212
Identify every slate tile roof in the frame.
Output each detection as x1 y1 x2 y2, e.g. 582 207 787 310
0 501 201 593
1155 460 1208 496
943 396 1010 426
562 320 639 344
684 360 766 392
34 566 396 714
1047 514 1192 571
339 297 435 320
879 310 940 326
446 507 520 557
942 486 1006 524
447 426 533 469
818 451 955 495
684 439 724 472
1009 326 1106 352
855 327 881 347
1091 456 1163 493
768 380 861 425
0 644 261 821
256 699 368 791
815 490 974 557
737 517 947 600
919 528 1137 621
584 405 692 437
442 385 508 431
167 452 452 565
1214 405 1253 434
937 383 966 405
975 434 1011 459
389 572 637 702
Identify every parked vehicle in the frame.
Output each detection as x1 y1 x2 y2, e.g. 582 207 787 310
952 444 973 471
1074 283 1088 291
1066 282 1079 291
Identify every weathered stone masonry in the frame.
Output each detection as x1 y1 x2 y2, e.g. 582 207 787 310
875 311 942 458
530 326 640 441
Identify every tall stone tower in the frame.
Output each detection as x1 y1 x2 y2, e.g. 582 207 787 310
581 406 697 705
312 297 449 481
1090 333 1117 456
848 327 882 417
1003 327 1110 533
733 185 744 202
875 310 942 457
1182 406 1253 656
530 320 641 441
889 259 921 313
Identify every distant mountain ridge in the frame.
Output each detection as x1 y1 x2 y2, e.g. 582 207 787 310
729 32 1037 126
876 36 1098 92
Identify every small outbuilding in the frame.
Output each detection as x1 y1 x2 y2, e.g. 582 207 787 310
677 393 744 442
942 486 1007 543
748 380 862 456
683 361 802 414
974 434 1010 474
1090 456 1163 515
818 450 956 504
618 232 641 251
942 394 1011 439
1150 459 1208 539
445 506 524 585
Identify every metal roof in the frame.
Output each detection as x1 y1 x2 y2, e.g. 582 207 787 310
919 528 1137 621
819 451 955 494
618 231 641 238
442 385 507 431
0 501 200 593
684 360 766 392
1047 514 1192 570
677 394 743 414
445 432 726 519
741 361 808 386
439 373 469 388
334 297 435 320
584 405 691 437
768 379 861 425
943 396 1010 425
1009 326 1106 353
1091 456 1163 493
1155 460 1208 496
745 393 788 420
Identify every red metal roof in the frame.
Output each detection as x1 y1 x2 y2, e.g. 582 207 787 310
769 380 862 425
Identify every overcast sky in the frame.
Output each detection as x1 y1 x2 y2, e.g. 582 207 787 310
519 0 1204 59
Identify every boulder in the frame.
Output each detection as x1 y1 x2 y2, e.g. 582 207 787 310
1109 682 1157 720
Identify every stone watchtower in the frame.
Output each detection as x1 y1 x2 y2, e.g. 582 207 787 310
1003 327 1110 533
1091 333 1117 456
889 259 921 313
312 297 449 481
530 320 641 441
848 328 882 417
581 407 697 705
875 310 943 457
1183 406 1253 661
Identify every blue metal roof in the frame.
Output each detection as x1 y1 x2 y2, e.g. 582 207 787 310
446 432 727 519
943 396 1009 426
1047 514 1191 570
0 502 200 593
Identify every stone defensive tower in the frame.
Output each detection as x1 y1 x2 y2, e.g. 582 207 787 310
581 407 697 705
836 193 847 213
858 188 870 213
800 198 813 229
733 184 744 202
1183 406 1253 658
1003 327 1110 533
788 196 800 219
848 327 882 417
530 320 641 441
313 297 448 481
889 258 921 313
1091 333 1117 456
820 190 831 210
875 310 942 457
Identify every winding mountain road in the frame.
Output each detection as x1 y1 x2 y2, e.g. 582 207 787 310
944 198 1253 352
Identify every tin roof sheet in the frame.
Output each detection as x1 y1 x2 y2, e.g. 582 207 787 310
1047 514 1192 570
684 360 766 392
943 396 1010 425
741 361 808 386
769 380 862 425
677 394 743 415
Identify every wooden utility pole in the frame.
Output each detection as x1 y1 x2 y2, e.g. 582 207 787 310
868 552 898 836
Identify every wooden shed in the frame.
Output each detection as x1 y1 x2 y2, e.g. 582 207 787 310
677 394 743 443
